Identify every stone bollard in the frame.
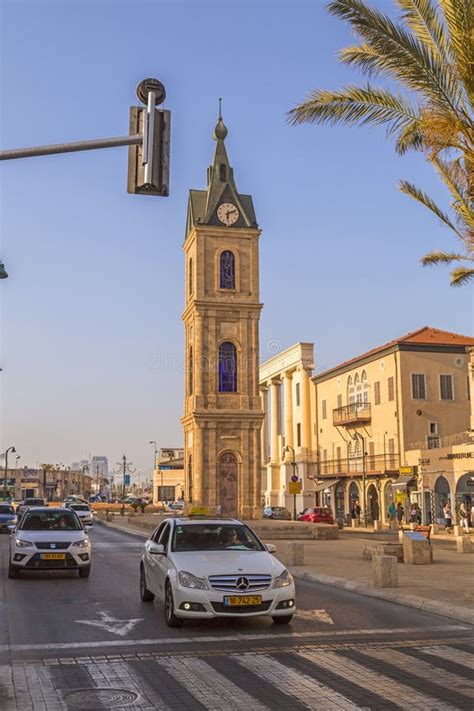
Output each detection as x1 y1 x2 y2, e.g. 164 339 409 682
456 536 473 554
287 541 304 566
373 520 382 531
372 555 398 588
389 520 398 531
403 531 432 565
398 530 404 543
351 519 360 528
453 525 467 537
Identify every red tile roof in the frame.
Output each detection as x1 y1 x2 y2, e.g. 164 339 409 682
315 327 474 380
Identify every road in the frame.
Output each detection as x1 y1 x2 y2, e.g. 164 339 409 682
0 523 473 710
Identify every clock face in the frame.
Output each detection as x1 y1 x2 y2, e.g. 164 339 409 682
217 202 239 226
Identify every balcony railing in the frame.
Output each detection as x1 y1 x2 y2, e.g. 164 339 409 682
318 453 400 477
333 402 371 426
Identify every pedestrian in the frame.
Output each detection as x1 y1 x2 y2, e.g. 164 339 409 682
388 501 396 521
409 503 418 524
458 501 469 533
470 502 474 529
396 502 404 528
350 502 357 520
355 501 362 524
443 502 452 532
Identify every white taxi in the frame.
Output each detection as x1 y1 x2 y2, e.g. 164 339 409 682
9 507 92 578
139 518 295 627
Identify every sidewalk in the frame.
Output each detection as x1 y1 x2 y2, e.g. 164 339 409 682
96 516 474 626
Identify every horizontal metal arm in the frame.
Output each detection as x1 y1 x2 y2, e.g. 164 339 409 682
0 134 142 161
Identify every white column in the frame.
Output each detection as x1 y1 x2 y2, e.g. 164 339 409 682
270 378 280 464
283 371 294 450
260 386 268 464
300 367 312 450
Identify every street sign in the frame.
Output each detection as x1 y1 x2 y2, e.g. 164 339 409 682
291 474 299 483
124 474 130 486
288 481 302 495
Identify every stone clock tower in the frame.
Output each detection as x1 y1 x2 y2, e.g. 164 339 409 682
182 111 264 519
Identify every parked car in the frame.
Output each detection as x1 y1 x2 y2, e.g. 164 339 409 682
297 507 335 524
0 504 17 533
8 507 92 578
65 503 93 527
16 498 48 518
139 517 296 627
263 506 292 521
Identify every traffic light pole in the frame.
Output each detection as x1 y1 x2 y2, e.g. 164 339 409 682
0 134 142 161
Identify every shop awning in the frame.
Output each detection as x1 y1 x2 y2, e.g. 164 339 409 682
391 476 416 491
312 478 341 493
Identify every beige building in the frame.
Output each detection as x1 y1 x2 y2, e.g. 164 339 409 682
259 343 316 512
260 327 474 523
182 113 264 518
153 448 185 503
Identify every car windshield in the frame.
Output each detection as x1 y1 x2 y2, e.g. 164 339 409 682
172 524 265 552
273 508 287 512
19 511 82 531
25 499 44 506
0 505 14 514
70 505 89 511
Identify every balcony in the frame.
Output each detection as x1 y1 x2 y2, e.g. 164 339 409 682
333 402 371 426
318 453 400 477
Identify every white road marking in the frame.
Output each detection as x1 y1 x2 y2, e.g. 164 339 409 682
297 648 454 710
0 625 466 653
296 609 334 624
422 645 474 671
0 665 17 710
11 663 66 710
237 652 360 710
75 610 143 637
85 660 171 710
357 647 474 699
159 656 268 710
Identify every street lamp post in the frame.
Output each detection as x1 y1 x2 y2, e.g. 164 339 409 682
3 446 16 501
353 432 367 527
0 261 8 279
149 441 158 500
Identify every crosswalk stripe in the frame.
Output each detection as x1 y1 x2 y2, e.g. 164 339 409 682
421 645 474 671
158 656 268 710
297 649 453 710
237 652 360 710
0 664 18 711
89 660 171 710
356 647 474 699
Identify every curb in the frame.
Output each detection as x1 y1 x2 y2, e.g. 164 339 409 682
291 569 474 626
96 518 149 538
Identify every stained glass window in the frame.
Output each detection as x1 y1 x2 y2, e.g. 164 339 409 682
219 341 237 392
220 250 235 289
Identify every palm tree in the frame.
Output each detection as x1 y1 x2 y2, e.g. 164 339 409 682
288 0 473 286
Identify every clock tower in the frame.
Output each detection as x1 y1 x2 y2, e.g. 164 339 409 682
182 110 264 519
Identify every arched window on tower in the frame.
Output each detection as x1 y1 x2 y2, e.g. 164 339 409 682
218 341 237 392
188 258 193 297
219 164 227 182
220 250 235 289
189 347 193 394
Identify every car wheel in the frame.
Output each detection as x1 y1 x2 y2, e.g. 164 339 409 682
165 580 182 628
8 562 19 579
140 565 154 602
272 615 293 624
79 565 91 578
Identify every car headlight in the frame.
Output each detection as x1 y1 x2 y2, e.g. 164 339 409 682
274 569 293 588
178 571 208 590
15 538 33 548
72 538 90 549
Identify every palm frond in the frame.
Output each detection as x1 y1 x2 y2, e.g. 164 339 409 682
396 0 449 59
288 85 418 134
421 250 466 265
327 0 464 114
439 0 474 95
395 121 425 154
432 157 474 231
450 266 474 286
398 179 465 238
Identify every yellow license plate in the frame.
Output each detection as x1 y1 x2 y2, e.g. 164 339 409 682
224 595 262 607
41 553 66 560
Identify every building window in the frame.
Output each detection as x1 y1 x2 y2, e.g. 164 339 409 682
295 382 300 407
188 257 193 296
361 371 369 404
368 441 375 469
218 341 237 392
337 394 342 408
219 163 227 182
189 347 193 395
296 423 301 447
412 373 426 400
220 250 235 289
322 399 327 420
429 422 437 435
388 376 394 402
468 376 471 401
347 375 355 404
427 436 440 449
374 381 380 405
440 374 454 400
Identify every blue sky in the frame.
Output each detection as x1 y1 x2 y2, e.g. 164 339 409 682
1 0 471 478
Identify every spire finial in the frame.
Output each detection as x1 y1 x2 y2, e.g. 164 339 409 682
213 98 228 141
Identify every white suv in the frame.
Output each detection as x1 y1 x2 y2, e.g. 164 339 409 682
140 518 296 627
9 507 92 578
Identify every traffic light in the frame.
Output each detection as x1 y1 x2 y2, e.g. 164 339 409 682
127 105 170 197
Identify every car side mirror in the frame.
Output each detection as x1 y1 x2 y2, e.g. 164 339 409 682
265 543 277 553
84 524 92 532
147 542 165 555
